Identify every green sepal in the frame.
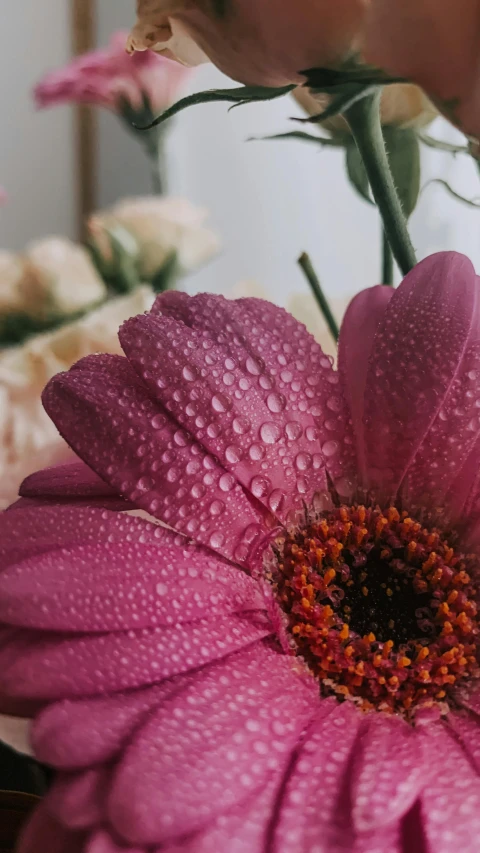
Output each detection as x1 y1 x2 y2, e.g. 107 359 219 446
346 141 374 205
249 130 346 148
150 252 179 293
302 60 406 92
294 84 377 126
133 84 295 131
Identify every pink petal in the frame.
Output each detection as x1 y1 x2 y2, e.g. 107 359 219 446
446 710 480 774
338 285 394 482
84 830 145 853
0 505 172 571
158 768 290 853
145 293 357 499
400 275 480 511
420 722 480 853
350 714 425 833
17 804 85 853
0 614 271 701
43 354 266 564
20 461 117 498
45 766 108 830
362 252 477 502
32 679 190 769
272 700 361 850
107 642 317 845
0 537 262 632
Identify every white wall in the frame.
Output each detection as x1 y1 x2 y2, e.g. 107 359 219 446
0 1 76 250
2 0 479 306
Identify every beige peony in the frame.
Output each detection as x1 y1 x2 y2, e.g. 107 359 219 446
294 83 438 136
229 280 350 360
24 237 107 318
88 196 221 281
0 286 154 510
0 238 107 325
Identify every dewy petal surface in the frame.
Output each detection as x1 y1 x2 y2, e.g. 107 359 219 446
0 534 262 632
120 301 352 520
0 613 271 701
20 460 117 498
45 765 108 830
32 678 192 769
43 353 266 563
419 722 480 853
338 284 393 481
362 253 477 501
107 642 317 845
349 714 424 833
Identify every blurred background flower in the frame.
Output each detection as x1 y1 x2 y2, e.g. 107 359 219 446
0 286 153 510
35 30 192 193
87 195 220 288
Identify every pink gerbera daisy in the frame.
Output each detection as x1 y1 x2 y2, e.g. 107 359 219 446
2 252 480 852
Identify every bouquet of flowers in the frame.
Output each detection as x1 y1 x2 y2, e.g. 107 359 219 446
2 3 480 852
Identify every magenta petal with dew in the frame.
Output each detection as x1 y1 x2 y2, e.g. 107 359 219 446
32 678 193 770
43 354 266 563
0 613 271 702
147 292 357 496
362 252 477 501
419 722 480 853
0 505 164 572
272 700 361 851
107 643 317 846
20 460 117 498
0 536 262 632
400 274 480 511
445 710 480 774
338 285 393 481
350 714 425 833
120 311 333 524
45 765 109 830
17 804 85 853
158 767 293 853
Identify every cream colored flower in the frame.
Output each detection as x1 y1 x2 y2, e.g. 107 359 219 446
0 251 28 315
0 286 154 510
0 715 31 756
294 83 438 136
88 196 220 281
24 237 107 318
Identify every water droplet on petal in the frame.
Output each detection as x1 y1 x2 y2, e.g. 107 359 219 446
250 476 271 499
267 392 287 414
260 422 281 445
219 473 236 492
322 440 339 458
285 422 302 441
183 365 198 382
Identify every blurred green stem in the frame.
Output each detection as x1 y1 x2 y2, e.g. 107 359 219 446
298 252 339 344
345 91 416 276
382 228 394 286
145 128 166 195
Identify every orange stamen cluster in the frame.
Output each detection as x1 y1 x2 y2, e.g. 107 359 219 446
270 505 480 718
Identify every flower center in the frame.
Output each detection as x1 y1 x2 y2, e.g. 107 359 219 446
268 505 480 718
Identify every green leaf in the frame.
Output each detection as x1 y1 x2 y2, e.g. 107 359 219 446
134 84 295 131
422 178 480 208
383 127 421 218
249 130 345 147
346 141 374 205
150 252 179 293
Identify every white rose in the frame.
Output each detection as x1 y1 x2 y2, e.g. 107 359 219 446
0 251 28 315
0 286 154 511
24 237 107 317
89 197 220 280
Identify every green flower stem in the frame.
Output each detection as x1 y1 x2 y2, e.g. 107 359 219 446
382 228 394 286
345 91 417 276
145 128 166 195
298 252 339 344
